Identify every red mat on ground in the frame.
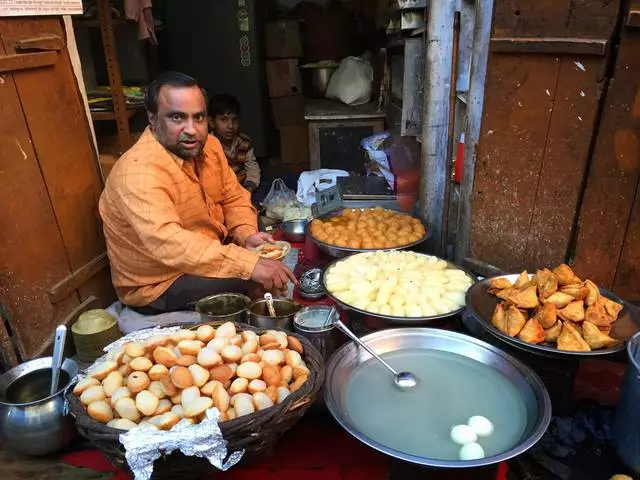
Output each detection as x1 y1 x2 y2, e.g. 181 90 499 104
61 426 389 480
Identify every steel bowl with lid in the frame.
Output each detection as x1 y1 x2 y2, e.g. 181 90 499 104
324 328 551 468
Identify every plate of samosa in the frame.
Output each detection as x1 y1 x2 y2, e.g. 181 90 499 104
465 263 640 357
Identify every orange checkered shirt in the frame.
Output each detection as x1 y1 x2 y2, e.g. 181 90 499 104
99 128 260 307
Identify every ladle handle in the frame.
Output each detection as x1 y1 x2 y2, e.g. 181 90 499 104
264 293 277 318
333 319 399 376
50 325 67 396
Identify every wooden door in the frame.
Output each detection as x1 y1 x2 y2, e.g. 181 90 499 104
0 17 115 369
465 0 621 272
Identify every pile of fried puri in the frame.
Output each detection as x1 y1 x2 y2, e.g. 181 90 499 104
73 322 308 431
489 264 623 352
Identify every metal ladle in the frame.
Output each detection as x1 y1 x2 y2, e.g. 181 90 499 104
264 293 277 318
332 317 418 391
50 325 67 396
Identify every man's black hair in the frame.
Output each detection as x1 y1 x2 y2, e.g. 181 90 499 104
208 93 241 118
144 71 207 114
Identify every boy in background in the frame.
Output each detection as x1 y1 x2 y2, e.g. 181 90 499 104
208 94 261 194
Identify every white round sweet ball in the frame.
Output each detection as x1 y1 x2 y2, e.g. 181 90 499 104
450 424 478 445
458 442 485 461
467 415 494 437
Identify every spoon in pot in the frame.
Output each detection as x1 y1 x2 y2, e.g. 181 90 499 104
50 325 67 396
332 319 418 391
264 293 277 318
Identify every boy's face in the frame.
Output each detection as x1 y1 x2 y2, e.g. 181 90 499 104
210 111 239 142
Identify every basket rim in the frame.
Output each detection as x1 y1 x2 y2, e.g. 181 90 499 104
68 321 325 439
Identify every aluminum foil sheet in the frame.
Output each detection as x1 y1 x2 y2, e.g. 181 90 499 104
120 409 244 480
73 326 244 478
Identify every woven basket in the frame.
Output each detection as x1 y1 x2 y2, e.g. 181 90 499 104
68 321 325 479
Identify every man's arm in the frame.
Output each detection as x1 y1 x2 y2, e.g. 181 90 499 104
244 148 261 191
115 170 259 280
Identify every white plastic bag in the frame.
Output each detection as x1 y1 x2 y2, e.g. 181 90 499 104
262 178 299 220
325 56 374 106
296 169 350 206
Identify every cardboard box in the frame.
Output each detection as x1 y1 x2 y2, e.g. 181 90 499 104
270 95 305 127
266 59 302 98
280 126 309 167
266 21 302 59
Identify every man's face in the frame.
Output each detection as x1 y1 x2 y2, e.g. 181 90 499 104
148 85 208 159
210 112 239 142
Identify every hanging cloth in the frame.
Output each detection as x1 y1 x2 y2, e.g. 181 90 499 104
124 0 158 45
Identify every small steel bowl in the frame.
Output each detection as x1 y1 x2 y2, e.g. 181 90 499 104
298 268 326 300
280 219 309 243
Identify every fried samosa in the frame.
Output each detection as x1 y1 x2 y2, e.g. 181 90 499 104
506 285 539 309
518 318 545 344
544 291 575 308
559 283 589 301
584 280 599 306
533 302 557 329
544 321 563 342
514 271 530 289
488 277 513 291
553 264 582 286
506 304 528 337
536 268 558 299
496 287 515 301
600 296 623 320
585 302 615 327
491 302 508 335
557 321 591 352
582 321 619 349
558 300 586 323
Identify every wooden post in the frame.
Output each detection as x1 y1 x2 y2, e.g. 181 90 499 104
419 0 456 256
454 0 495 263
97 0 130 153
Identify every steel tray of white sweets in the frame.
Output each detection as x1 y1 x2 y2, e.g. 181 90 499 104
322 251 476 324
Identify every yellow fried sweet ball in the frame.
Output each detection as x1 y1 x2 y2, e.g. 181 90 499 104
310 208 426 249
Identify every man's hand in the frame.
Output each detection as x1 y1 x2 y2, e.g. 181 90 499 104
250 258 297 291
245 232 275 249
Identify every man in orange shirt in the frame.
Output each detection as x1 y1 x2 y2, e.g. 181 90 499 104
99 71 295 314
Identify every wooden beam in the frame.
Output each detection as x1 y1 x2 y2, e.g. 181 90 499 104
97 0 130 153
48 253 109 304
628 6 640 28
491 37 608 55
0 312 19 371
14 34 64 52
0 51 57 73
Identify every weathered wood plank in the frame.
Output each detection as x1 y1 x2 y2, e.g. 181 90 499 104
613 183 640 303
571 32 640 289
468 55 559 272
491 37 608 55
493 0 620 39
0 22 80 360
523 56 607 269
0 51 57 73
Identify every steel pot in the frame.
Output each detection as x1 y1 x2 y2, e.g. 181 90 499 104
195 293 251 324
0 356 78 455
248 297 302 331
301 64 339 98
612 331 640 473
324 328 551 468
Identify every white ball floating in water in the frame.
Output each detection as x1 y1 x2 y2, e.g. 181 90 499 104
467 415 495 437
450 424 478 445
459 442 486 461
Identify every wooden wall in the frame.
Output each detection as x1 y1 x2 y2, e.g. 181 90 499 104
468 0 640 303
